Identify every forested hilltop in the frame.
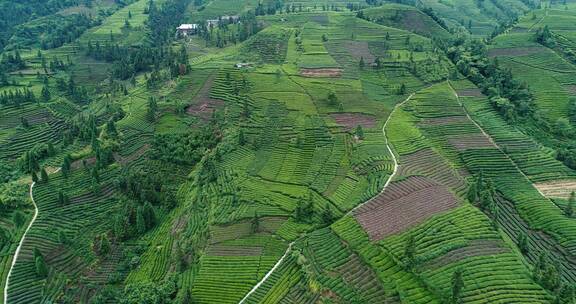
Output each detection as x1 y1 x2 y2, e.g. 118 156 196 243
2 0 576 303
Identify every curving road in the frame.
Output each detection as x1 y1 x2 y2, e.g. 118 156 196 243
4 168 60 304
238 93 414 304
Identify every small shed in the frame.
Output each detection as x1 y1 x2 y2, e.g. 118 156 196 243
176 24 198 36
206 19 219 27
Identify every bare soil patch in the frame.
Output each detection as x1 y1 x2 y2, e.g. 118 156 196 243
209 221 251 244
259 216 287 233
300 68 342 78
311 15 329 26
113 144 150 166
344 41 376 63
397 148 467 193
330 112 378 131
354 176 459 241
334 254 389 302
186 75 225 121
71 156 96 170
456 88 484 97
534 179 576 199
70 184 115 204
447 133 495 151
565 85 576 94
487 46 546 57
421 240 508 270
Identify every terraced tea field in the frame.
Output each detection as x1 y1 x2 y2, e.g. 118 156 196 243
2 0 576 303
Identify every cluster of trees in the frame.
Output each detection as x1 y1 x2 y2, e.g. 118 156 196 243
556 147 576 170
86 42 189 81
0 87 36 106
293 193 335 226
421 7 449 31
112 199 158 240
115 170 175 207
401 235 465 303
535 25 554 47
147 0 191 47
254 0 283 15
55 76 89 103
9 13 97 50
0 182 29 212
197 12 261 48
150 125 220 165
535 25 576 66
33 248 48 278
0 50 25 72
19 143 56 173
467 172 499 226
0 0 78 51
443 37 534 122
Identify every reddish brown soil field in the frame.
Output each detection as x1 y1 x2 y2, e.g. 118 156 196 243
70 184 115 204
344 41 376 63
487 46 545 57
113 144 150 165
300 68 342 78
354 176 459 241
397 148 467 193
186 75 225 121
330 112 378 131
447 133 494 151
421 240 507 270
71 156 96 170
334 254 388 302
310 15 329 26
456 88 484 97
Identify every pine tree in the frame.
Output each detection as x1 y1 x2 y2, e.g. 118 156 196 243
327 91 338 106
142 201 156 229
467 181 478 203
13 211 25 228
251 212 260 234
451 268 464 303
99 233 111 256
35 255 48 278
41 86 51 102
518 232 529 254
238 129 246 145
62 155 71 178
106 119 117 137
321 204 334 225
355 125 364 140
31 171 38 183
146 97 157 122
404 235 416 268
359 56 365 69
136 207 146 235
566 191 575 217
58 190 65 206
58 230 67 244
47 142 55 156
399 83 407 95
40 168 49 183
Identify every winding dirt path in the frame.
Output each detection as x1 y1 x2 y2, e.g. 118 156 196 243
3 182 38 304
448 83 547 197
4 168 60 304
238 93 414 303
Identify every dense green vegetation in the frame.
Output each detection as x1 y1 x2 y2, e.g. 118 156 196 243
2 0 576 303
